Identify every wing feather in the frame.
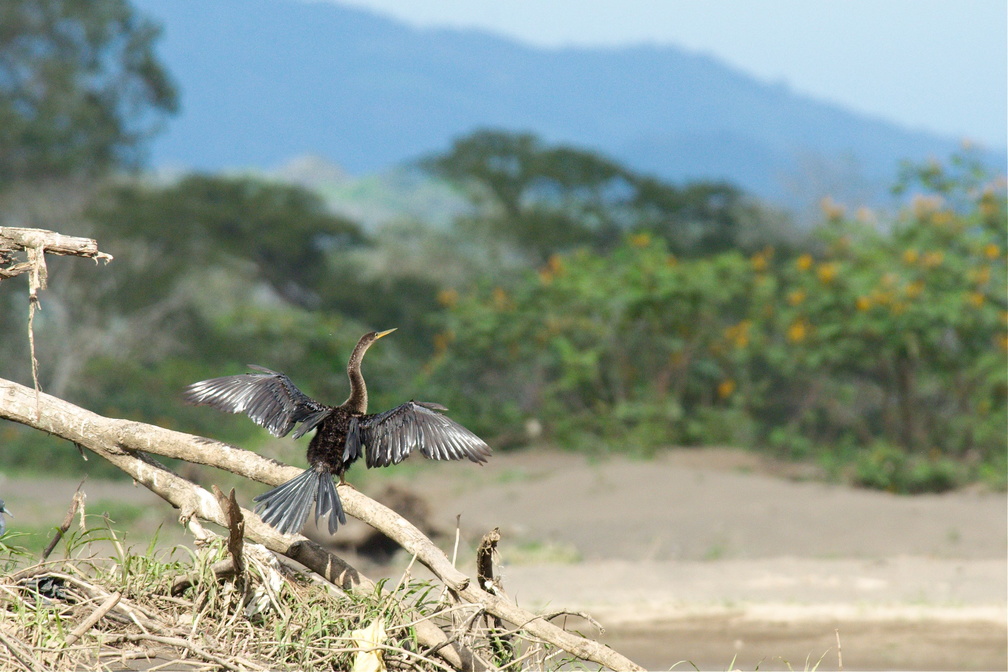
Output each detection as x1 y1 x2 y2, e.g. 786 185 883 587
184 366 331 438
360 401 491 468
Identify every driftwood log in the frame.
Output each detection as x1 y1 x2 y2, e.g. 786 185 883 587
0 377 644 671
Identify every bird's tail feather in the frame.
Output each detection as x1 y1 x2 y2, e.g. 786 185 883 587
253 468 346 535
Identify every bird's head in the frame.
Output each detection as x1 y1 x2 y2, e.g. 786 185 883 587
363 328 396 348
0 500 12 518
349 328 396 369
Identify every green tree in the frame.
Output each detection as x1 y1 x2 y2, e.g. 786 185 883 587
88 175 365 309
0 0 177 180
423 130 627 262
424 129 778 262
426 153 1006 490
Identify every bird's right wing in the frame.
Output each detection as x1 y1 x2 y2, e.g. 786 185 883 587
359 401 491 468
183 366 331 438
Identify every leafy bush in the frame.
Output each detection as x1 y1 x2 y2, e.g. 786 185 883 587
427 154 1007 491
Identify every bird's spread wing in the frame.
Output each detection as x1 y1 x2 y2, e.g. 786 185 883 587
183 365 331 438
358 401 491 468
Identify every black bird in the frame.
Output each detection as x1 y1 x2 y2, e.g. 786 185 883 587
184 329 491 535
0 499 12 536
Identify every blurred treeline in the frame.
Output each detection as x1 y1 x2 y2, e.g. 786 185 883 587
0 0 1005 492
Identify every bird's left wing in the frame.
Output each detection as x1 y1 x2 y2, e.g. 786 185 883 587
183 365 331 439
358 401 491 468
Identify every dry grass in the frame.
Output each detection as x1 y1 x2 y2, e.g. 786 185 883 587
0 518 574 671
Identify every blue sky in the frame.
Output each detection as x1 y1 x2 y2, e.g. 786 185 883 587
327 0 1008 150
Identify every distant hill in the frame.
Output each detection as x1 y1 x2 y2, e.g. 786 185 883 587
134 0 1004 209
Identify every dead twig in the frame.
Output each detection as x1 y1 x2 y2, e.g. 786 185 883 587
109 632 258 672
41 480 86 560
0 628 42 672
64 591 121 646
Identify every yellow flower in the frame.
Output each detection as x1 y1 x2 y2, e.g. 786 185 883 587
911 194 943 218
787 289 806 306
820 196 845 220
856 296 872 312
921 251 944 268
492 287 511 311
436 288 459 308
998 333 1008 352
723 320 752 349
539 255 565 285
871 289 892 306
902 248 919 265
970 265 991 285
855 207 875 224
979 190 1001 218
904 280 925 298
547 253 565 275
787 319 809 343
629 232 652 248
751 252 768 272
816 262 838 284
717 379 736 399
891 301 907 315
967 292 986 308
796 254 814 271
666 254 678 266
932 210 954 226
984 243 1001 260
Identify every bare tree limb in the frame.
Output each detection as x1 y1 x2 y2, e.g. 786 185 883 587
0 377 468 672
0 226 113 404
0 227 113 279
0 377 644 671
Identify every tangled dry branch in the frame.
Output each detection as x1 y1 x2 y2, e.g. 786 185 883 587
0 226 113 399
0 377 643 671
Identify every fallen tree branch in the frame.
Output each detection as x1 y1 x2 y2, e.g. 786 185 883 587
0 378 468 672
0 377 644 671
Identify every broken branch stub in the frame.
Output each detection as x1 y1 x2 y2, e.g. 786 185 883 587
0 226 113 286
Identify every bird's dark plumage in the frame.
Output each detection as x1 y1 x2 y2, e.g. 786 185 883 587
184 329 491 535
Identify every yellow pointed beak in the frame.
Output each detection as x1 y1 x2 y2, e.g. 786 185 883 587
374 328 397 340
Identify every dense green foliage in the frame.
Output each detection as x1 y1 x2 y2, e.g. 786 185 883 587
424 129 785 263
0 0 177 179
1 124 1004 493
426 153 1007 490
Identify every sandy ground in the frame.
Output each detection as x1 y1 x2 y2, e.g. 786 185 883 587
355 448 1008 671
2 447 1005 671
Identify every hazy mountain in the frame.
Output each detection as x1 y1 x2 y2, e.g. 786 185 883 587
134 0 1003 208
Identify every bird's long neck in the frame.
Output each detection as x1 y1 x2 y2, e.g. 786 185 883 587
343 339 370 414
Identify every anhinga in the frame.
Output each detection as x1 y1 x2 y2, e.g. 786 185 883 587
183 329 491 535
